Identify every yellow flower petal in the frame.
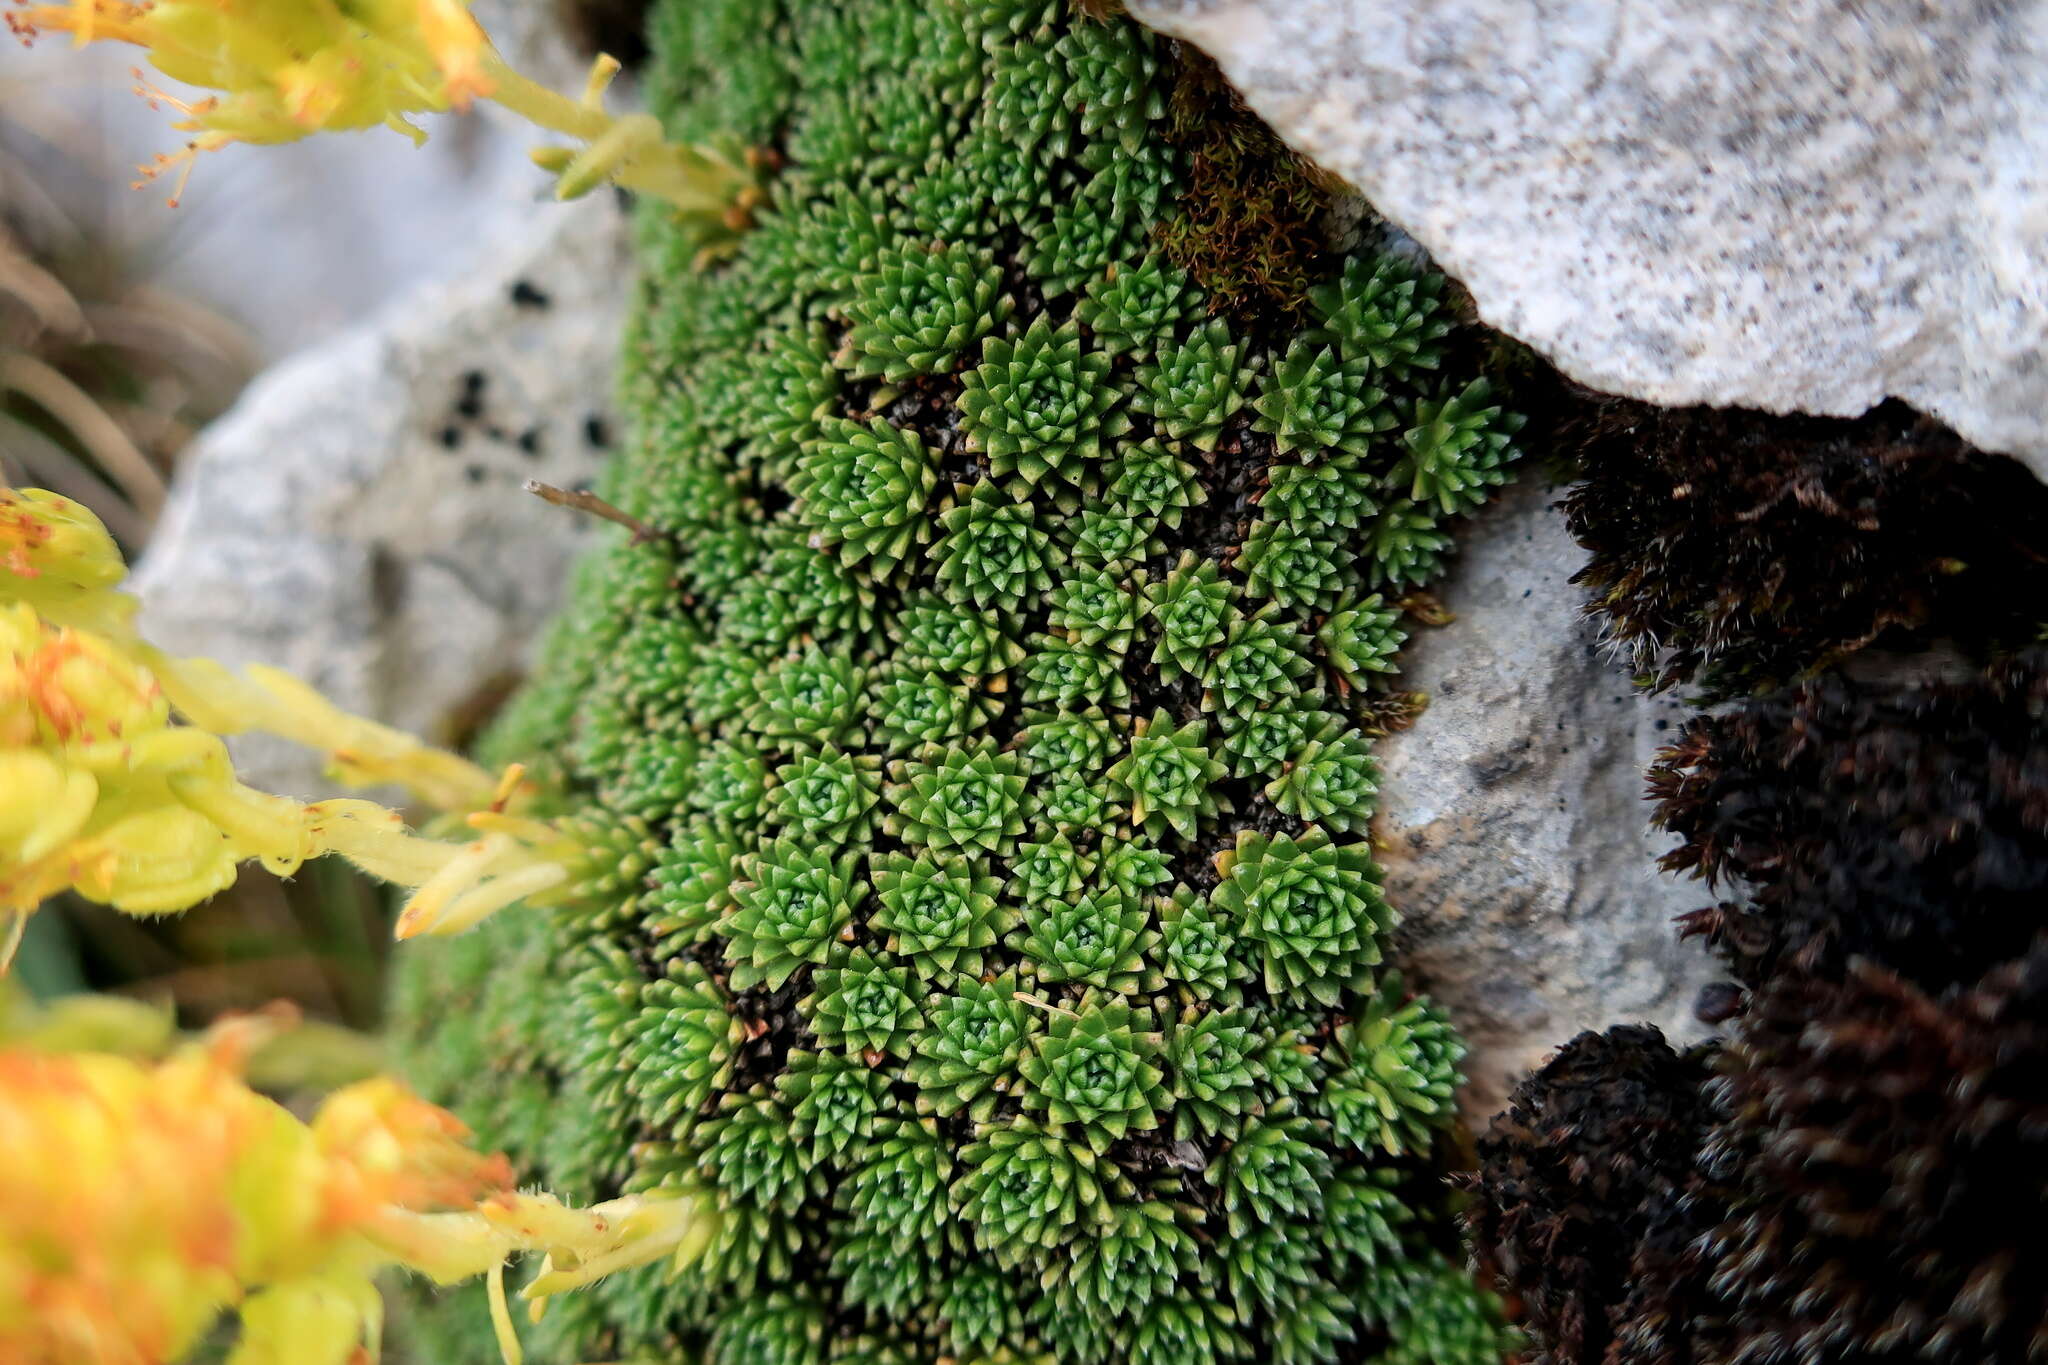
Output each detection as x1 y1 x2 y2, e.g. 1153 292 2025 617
0 751 97 865
66 800 239 915
229 1276 382 1365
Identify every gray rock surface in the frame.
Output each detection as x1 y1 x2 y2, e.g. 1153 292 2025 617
1128 0 2048 471
132 196 630 798
1375 479 1716 1119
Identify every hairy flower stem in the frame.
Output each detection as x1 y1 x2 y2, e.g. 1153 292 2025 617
481 51 762 219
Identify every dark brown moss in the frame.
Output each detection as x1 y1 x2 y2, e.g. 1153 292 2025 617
1473 645 2048 1365
1154 46 1338 340
1704 943 2048 1365
1561 398 2048 697
1467 1026 1725 1365
1471 942 2048 1365
1648 649 2048 992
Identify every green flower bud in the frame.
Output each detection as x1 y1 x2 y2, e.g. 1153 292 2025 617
1392 377 1524 516
1107 709 1229 841
1016 888 1162 994
842 241 1013 381
1208 1109 1330 1235
955 1118 1119 1263
884 739 1030 856
780 1048 890 1162
1303 252 1452 383
1264 715 1379 833
933 481 1059 612
1202 604 1315 715
804 947 925 1056
1251 341 1396 458
1320 976 1466 1156
1133 319 1254 451
791 417 940 579
1163 1004 1261 1139
961 315 1129 498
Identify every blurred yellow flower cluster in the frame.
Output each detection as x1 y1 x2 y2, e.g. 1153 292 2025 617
9 0 763 233
0 1009 717 1364
0 484 594 957
8 0 490 200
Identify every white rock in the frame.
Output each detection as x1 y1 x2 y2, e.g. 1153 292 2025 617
1128 0 2048 470
131 196 631 798
1373 480 1715 1118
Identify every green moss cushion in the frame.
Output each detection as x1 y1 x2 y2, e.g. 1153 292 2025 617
390 2 1524 1361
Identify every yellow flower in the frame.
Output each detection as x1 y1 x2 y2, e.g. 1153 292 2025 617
9 0 491 199
0 1010 709 1364
0 486 135 641
0 751 97 869
0 604 260 918
0 486 126 594
0 481 499 811
157 655 502 813
9 0 761 236
0 607 569 934
0 485 599 960
0 602 164 751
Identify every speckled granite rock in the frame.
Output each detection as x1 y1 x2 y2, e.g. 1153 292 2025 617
131 196 629 798
1128 0 2048 472
1375 479 1715 1119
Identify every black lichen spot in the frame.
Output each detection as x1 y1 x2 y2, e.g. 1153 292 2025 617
510 279 554 310
456 370 488 420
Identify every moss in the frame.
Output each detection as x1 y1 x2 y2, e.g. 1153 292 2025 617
1153 47 1338 336
1467 1026 1723 1365
1704 948 2048 1365
394 2 1522 1361
1649 650 2048 992
1561 397 2048 697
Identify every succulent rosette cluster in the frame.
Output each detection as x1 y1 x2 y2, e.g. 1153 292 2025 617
393 2 1528 1362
